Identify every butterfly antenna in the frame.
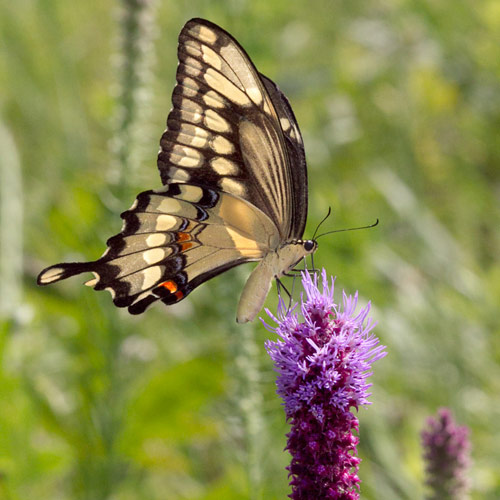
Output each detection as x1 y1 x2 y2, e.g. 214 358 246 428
312 207 332 240
315 219 379 240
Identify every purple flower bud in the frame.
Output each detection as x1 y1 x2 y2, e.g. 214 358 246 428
421 407 471 499
263 270 386 499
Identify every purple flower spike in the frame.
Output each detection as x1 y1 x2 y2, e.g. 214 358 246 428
421 408 471 500
263 269 386 499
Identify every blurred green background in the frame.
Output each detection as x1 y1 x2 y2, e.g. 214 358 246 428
1 0 499 498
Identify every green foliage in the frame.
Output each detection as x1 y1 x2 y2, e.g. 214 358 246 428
1 0 499 498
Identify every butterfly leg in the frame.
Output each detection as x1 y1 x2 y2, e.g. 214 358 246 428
284 268 316 277
284 269 314 276
309 253 318 274
290 272 298 303
276 277 295 312
285 255 318 277
276 278 290 299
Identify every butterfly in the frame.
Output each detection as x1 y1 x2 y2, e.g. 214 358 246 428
37 18 317 323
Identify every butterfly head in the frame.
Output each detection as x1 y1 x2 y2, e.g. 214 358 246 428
298 239 318 268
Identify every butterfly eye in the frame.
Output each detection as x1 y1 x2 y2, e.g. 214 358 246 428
304 240 315 252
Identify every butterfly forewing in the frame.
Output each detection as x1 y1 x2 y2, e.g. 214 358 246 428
158 18 302 240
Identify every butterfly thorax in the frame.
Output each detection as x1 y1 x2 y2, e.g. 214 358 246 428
274 239 317 278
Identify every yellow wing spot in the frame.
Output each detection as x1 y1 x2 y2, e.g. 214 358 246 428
183 56 203 77
204 68 251 107
180 98 203 123
178 124 209 148
141 266 162 290
179 108 202 124
170 145 203 168
146 233 167 247
183 39 202 57
177 131 207 148
210 135 235 155
219 177 246 197
280 117 291 131
179 184 204 203
169 153 201 168
182 97 202 113
174 144 202 158
203 90 227 109
143 248 166 265
189 24 218 44
247 86 263 106
210 157 239 176
157 198 183 213
201 44 222 70
155 214 178 231
168 167 191 182
38 267 65 284
204 109 230 133
181 77 199 93
180 83 198 98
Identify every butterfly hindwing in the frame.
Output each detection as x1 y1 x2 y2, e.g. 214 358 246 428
38 182 280 314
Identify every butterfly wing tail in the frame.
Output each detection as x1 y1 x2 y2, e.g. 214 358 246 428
37 261 95 286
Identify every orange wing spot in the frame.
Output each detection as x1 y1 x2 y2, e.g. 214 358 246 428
175 290 184 301
159 280 178 293
180 242 193 251
177 232 190 242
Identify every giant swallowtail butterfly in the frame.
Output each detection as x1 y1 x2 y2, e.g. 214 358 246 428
37 18 316 323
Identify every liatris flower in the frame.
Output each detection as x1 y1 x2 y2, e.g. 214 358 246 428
263 270 386 499
421 408 471 500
